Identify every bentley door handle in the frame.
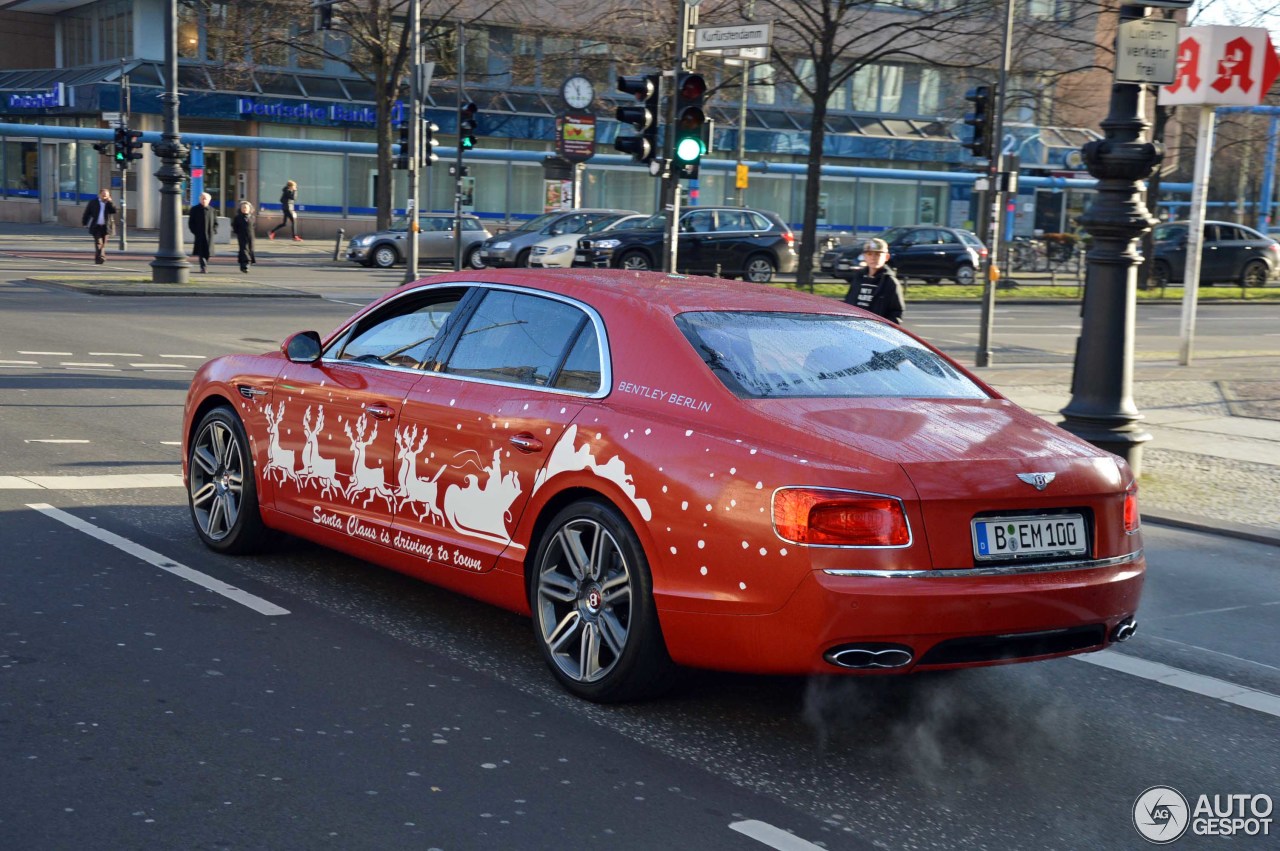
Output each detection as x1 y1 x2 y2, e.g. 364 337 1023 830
367 404 395 421
509 433 544 453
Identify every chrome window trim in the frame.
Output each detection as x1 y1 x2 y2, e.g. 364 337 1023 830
319 281 612 400
822 549 1143 579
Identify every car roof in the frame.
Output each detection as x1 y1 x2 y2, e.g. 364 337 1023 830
1163 220 1261 228
395 269 849 316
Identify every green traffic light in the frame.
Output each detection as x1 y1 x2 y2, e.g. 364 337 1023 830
461 136 475 150
674 136 705 163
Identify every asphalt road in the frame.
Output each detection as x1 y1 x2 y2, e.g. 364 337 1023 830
1 278 1277 850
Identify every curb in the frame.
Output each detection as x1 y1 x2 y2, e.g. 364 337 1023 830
1143 511 1280 548
24 278 320 299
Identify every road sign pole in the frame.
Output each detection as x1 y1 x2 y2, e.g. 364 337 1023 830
1178 104 1215 365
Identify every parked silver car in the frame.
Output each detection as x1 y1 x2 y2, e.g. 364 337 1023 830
475 208 638 268
347 214 491 269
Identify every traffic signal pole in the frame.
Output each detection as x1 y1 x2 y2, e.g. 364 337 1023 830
662 3 696 273
404 0 420 283
975 0 1015 368
119 60 129 251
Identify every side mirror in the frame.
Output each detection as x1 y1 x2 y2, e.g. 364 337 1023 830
282 331 322 364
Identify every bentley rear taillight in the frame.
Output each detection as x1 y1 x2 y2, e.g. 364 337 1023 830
1123 481 1140 533
773 488 910 546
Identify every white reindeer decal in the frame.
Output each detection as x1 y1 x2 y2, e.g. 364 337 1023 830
393 425 447 523
443 449 522 544
298 405 341 499
342 413 395 509
263 402 297 484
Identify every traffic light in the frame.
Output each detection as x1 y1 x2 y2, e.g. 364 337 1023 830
613 73 660 165
120 129 143 166
113 126 128 166
964 86 992 158
459 102 479 151
422 120 439 167
394 117 409 170
673 73 707 180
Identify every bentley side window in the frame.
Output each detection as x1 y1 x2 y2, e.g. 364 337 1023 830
331 290 467 368
443 290 585 387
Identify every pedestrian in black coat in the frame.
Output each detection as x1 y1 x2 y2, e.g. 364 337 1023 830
231 201 256 273
81 188 117 264
188 192 217 272
268 180 300 240
842 238 906 325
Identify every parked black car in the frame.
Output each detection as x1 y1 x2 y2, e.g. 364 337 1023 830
1151 220 1280 287
573 207 799 283
822 226 987 285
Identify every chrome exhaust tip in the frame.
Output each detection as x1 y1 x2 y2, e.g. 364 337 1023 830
1111 617 1137 643
824 644 914 670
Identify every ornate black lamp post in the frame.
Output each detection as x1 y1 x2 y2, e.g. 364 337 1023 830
150 0 190 283
1059 4 1162 476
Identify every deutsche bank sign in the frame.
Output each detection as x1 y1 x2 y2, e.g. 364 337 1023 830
694 22 772 52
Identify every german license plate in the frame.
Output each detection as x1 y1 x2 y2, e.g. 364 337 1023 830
971 514 1087 560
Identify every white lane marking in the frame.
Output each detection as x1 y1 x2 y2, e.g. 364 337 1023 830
27 503 289 617
0 473 182 489
1075 651 1280 719
131 362 190 368
18 350 72 355
24 439 90 444
730 820 824 851
1142 633 1280 675
90 352 142 357
160 441 182 446
0 359 39 365
159 354 209 360
61 361 116 368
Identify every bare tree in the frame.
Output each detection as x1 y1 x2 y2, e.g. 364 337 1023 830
237 0 514 229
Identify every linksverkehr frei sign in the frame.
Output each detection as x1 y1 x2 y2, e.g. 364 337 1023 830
1158 26 1280 106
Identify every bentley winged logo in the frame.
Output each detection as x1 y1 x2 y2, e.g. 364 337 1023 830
1017 472 1056 491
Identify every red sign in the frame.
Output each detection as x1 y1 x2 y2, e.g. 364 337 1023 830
556 113 596 163
1160 26 1280 106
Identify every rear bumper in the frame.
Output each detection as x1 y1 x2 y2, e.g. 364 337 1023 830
656 551 1145 675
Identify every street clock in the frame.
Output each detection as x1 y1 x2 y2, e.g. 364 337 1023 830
561 75 595 110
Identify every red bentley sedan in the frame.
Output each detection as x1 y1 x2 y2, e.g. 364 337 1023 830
182 269 1144 702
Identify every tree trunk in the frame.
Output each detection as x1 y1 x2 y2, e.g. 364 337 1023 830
796 96 830 291
375 68 396 231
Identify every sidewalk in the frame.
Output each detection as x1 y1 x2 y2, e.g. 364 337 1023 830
3 220 1278 544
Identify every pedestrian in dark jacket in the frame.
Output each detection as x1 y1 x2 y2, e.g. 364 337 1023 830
231 201 256 273
81 188 117 264
842 238 905 324
268 180 300 241
188 192 217 272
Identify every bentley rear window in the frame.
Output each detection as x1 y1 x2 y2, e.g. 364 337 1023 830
676 311 987 399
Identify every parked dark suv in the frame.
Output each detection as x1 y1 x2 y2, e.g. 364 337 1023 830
573 207 798 283
1151 220 1280 287
822 226 987 285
